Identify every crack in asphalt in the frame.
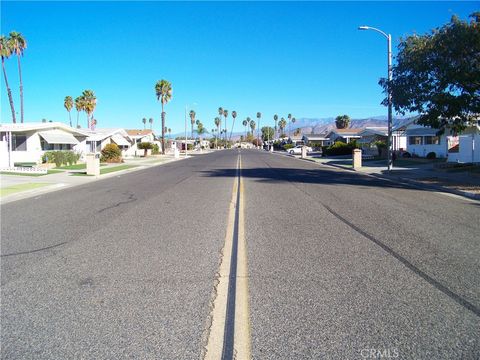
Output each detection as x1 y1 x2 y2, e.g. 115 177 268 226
1 241 67 257
260 154 480 318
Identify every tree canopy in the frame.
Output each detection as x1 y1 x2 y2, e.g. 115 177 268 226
380 12 480 134
261 126 274 141
335 115 350 129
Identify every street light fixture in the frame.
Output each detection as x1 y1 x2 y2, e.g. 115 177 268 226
358 25 393 172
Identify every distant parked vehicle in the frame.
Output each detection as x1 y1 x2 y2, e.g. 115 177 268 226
288 145 312 155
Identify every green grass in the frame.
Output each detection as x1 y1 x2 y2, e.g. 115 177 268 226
1 169 62 177
57 163 107 170
100 165 137 174
0 183 51 197
70 164 137 176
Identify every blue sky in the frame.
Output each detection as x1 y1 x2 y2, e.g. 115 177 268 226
1 1 477 134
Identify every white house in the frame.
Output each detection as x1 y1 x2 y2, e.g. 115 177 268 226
125 129 156 156
302 134 331 147
0 122 89 167
326 128 363 143
446 125 480 163
83 128 132 157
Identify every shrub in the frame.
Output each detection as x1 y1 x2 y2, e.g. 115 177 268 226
284 144 294 150
426 151 437 159
43 151 80 167
152 143 160 155
402 152 411 158
374 140 387 157
138 142 153 157
101 143 122 162
323 141 359 156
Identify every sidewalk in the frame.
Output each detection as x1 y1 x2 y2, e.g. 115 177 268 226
303 155 480 200
0 154 183 204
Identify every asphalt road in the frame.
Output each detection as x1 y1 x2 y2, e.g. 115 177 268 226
1 150 479 359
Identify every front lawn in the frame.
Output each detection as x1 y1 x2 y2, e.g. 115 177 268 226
0 183 51 197
57 163 107 170
70 164 137 176
0 170 63 177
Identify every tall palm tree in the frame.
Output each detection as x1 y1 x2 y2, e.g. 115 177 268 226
273 114 278 139
64 96 73 127
249 120 256 139
142 117 147 129
155 79 172 154
149 117 154 130
287 113 292 137
256 112 262 145
0 36 16 123
81 90 96 129
9 32 27 123
242 119 248 140
291 117 296 137
279 117 287 137
223 109 228 145
189 110 196 139
74 96 84 128
229 110 237 141
214 116 221 149
168 128 171 138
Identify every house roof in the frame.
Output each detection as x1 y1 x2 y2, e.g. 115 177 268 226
357 127 388 137
0 122 89 136
303 134 330 141
126 129 154 137
328 128 363 137
406 128 439 136
84 128 130 141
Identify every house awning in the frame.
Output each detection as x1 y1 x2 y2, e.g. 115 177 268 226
111 134 130 146
39 131 79 144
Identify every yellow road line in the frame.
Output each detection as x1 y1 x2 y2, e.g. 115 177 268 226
204 154 251 360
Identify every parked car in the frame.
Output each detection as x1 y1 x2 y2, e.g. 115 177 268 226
287 145 313 155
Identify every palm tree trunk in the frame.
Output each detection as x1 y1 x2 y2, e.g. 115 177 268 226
68 111 72 127
224 116 227 148
161 103 165 155
17 55 24 123
76 111 79 128
2 57 16 123
229 117 236 142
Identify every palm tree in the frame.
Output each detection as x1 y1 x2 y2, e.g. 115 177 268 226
279 117 287 137
229 110 237 141
149 117 154 130
168 128 171 138
64 96 73 127
189 110 196 139
273 114 278 139
242 119 248 140
256 112 262 145
223 109 228 146
74 96 84 128
9 32 27 123
335 114 351 129
155 79 172 154
249 120 256 144
287 113 292 137
81 90 96 129
142 117 147 129
214 116 221 149
291 117 296 138
0 36 16 123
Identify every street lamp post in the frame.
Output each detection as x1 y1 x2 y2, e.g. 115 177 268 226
359 25 393 172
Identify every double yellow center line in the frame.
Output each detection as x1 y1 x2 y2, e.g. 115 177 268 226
204 154 251 360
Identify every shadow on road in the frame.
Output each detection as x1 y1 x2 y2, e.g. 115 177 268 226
201 166 421 192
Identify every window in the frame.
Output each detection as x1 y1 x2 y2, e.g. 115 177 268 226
424 136 440 145
12 134 27 151
409 136 422 145
41 139 54 151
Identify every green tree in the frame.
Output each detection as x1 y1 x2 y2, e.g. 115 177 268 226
189 110 196 139
273 114 278 138
261 126 274 142
335 114 350 129
142 117 147 129
380 13 480 134
249 120 256 135
81 90 97 129
223 109 228 144
242 119 248 139
155 79 172 154
279 117 287 137
256 112 262 143
64 96 73 127
149 117 154 130
74 96 84 128
0 35 16 123
9 32 27 123
138 141 153 157
214 116 221 149
230 110 237 141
